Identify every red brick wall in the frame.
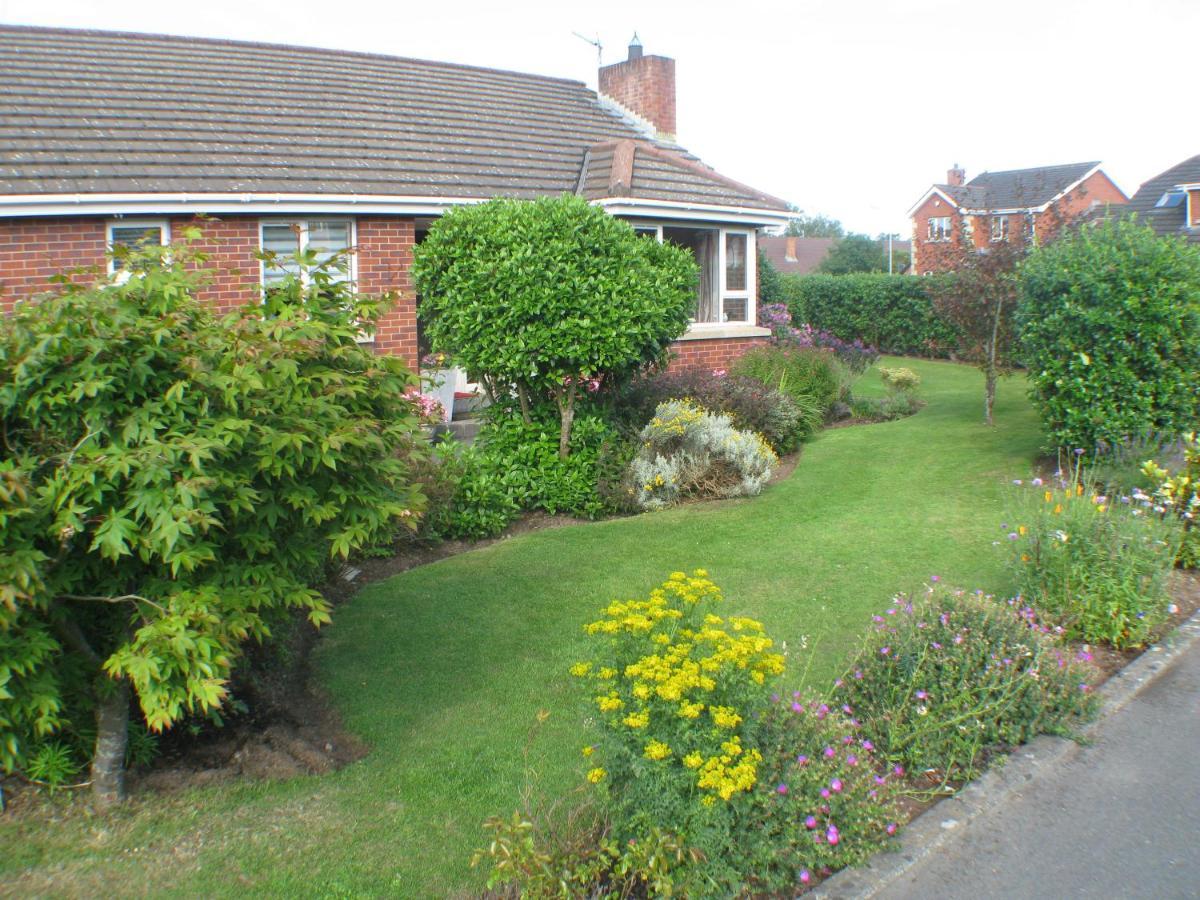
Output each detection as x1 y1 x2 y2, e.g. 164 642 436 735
356 217 418 367
1 213 420 369
910 194 963 274
1191 191 1200 227
666 335 767 373
0 218 107 309
172 216 261 311
598 54 676 137
1034 170 1129 239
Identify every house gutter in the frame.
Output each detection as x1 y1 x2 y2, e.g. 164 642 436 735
0 192 791 227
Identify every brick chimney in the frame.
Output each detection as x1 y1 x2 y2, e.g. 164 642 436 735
947 164 966 187
598 34 676 139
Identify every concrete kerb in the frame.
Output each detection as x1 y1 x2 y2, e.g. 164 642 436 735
812 605 1200 900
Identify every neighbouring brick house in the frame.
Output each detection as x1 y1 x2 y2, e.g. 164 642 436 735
907 162 1127 274
1117 154 1200 244
0 27 790 373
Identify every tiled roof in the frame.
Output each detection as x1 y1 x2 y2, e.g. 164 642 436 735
957 162 1099 210
757 236 836 274
0 25 786 211
1120 154 1200 243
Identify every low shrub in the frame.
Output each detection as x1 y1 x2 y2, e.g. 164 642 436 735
878 366 920 394
421 443 520 540
1003 463 1181 648
421 407 624 539
612 369 820 454
847 365 926 423
835 587 1100 784
1142 431 1200 569
629 400 777 509
732 344 842 413
559 570 898 895
781 274 961 358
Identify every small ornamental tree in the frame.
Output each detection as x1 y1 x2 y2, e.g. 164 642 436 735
1017 219 1200 450
930 238 1024 425
412 195 696 457
0 240 427 806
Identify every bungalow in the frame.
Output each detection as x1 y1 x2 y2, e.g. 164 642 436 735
907 162 1127 274
0 26 791 372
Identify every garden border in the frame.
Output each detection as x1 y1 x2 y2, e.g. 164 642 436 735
813 604 1200 899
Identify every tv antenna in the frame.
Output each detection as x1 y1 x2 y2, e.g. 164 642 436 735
572 31 603 66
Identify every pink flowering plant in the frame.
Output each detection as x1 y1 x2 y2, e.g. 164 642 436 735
738 695 901 893
834 586 1099 786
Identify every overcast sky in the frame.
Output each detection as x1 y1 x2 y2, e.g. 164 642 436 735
2 0 1195 236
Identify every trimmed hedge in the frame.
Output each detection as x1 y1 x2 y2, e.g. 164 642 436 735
780 273 962 357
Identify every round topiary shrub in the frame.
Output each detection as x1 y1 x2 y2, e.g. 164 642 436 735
1017 219 1200 451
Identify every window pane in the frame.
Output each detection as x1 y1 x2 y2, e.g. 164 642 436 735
110 225 163 249
664 226 719 323
725 233 747 292
722 297 747 323
308 221 351 255
262 223 301 284
633 226 659 239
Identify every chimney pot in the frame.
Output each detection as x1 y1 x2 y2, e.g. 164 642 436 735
628 32 643 60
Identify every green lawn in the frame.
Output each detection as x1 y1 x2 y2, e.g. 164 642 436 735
1 358 1044 897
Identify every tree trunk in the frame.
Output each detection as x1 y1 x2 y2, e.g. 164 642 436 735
91 679 130 809
984 296 1004 427
557 381 577 459
516 384 532 425
984 368 997 427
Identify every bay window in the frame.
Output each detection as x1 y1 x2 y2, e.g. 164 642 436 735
659 225 755 325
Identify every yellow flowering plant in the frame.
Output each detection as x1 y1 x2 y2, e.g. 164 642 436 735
570 569 791 890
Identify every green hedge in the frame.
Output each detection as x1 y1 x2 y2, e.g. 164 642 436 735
780 273 961 357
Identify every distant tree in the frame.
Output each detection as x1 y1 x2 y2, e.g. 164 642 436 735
818 234 886 274
784 207 845 239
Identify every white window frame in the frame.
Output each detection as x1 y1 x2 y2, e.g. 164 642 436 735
628 221 757 329
106 219 169 277
259 218 358 290
927 216 951 242
990 215 1009 242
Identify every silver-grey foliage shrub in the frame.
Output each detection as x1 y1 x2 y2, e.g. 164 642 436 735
630 400 777 510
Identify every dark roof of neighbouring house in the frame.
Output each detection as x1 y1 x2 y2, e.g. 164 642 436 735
936 161 1101 211
0 25 787 210
1119 154 1200 243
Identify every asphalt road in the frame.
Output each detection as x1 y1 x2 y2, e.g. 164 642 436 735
879 642 1200 900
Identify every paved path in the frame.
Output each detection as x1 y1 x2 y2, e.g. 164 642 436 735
877 642 1200 900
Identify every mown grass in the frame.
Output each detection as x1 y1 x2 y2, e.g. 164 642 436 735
0 359 1044 897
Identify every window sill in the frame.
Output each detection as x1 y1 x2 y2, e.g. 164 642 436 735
676 325 771 342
